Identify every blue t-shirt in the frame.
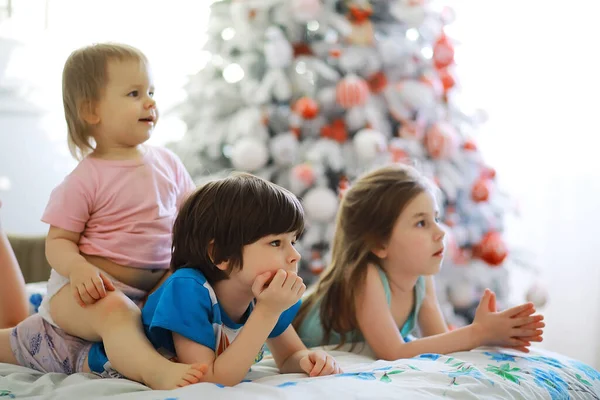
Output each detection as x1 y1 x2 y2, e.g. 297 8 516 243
88 268 301 373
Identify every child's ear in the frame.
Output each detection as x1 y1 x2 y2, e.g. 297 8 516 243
79 100 100 125
371 243 388 259
208 240 229 271
214 260 230 271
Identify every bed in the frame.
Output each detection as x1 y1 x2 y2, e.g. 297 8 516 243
2 285 598 399
2 345 599 399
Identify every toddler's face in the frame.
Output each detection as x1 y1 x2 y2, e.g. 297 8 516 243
93 59 158 148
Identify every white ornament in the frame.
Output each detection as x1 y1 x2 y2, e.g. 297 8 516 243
353 128 387 162
291 0 322 22
270 132 299 166
255 26 293 103
303 187 339 223
230 138 269 172
389 0 428 27
306 139 344 172
300 222 324 248
448 281 477 309
526 284 548 308
227 106 268 144
399 80 438 111
264 26 293 69
345 106 368 132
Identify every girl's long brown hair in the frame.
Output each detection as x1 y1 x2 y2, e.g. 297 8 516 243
293 164 430 346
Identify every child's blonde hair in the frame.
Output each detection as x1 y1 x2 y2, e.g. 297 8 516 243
62 42 148 160
293 164 433 346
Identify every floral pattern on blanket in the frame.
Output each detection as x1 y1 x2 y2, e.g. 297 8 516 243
258 351 600 399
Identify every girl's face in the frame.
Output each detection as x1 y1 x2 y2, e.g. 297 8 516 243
374 191 446 277
230 231 301 289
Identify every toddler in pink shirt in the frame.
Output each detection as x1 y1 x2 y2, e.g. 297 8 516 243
0 43 205 389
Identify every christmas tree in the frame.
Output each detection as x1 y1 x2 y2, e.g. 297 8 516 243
169 0 545 328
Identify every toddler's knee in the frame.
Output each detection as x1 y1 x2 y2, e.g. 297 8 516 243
96 292 140 319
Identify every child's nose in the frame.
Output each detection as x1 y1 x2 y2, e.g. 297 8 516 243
436 225 446 240
145 97 156 109
288 246 301 265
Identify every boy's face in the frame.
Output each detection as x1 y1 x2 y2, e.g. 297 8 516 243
92 59 158 149
229 232 301 288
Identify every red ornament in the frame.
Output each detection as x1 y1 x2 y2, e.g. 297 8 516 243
338 175 350 199
309 250 325 275
473 231 508 266
425 122 459 159
293 42 313 57
433 33 454 70
367 71 387 94
336 75 370 109
481 167 496 180
397 118 425 140
471 178 491 202
463 139 477 151
389 144 409 164
437 67 456 93
291 126 301 139
348 4 373 23
321 119 348 143
293 97 319 119
329 48 342 58
292 164 316 186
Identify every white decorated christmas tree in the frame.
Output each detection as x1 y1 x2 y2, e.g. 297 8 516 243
169 0 546 328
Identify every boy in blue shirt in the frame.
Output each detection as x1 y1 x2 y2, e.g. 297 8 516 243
89 172 341 386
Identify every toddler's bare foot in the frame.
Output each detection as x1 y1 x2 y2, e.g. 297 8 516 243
144 363 208 390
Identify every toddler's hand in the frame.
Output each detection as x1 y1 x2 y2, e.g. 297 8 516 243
252 269 305 317
299 350 342 377
69 263 115 307
472 289 544 351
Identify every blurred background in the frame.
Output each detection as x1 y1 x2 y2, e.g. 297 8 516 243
0 0 598 368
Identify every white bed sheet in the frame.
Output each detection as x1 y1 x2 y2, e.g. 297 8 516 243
2 344 599 400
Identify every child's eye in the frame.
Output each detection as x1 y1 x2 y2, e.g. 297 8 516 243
149 91 154 97
128 90 139 97
434 216 441 224
270 240 281 247
416 220 426 228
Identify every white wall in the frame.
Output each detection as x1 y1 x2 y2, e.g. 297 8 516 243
0 107 75 234
450 0 600 368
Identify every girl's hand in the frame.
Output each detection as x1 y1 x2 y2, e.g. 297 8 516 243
69 263 115 307
472 289 544 351
486 290 545 352
507 303 545 352
299 350 343 377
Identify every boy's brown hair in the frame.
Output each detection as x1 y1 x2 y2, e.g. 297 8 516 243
171 172 305 284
